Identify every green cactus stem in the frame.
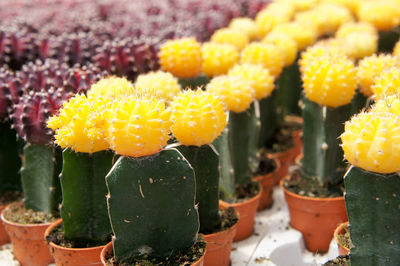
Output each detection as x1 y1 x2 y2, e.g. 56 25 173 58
21 143 62 215
351 90 369 114
229 102 260 185
344 166 400 266
106 148 199 261
301 97 352 186
177 144 221 234
178 75 210 90
276 61 302 117
213 128 235 199
378 27 400 53
0 122 22 194
60 149 113 246
259 91 279 148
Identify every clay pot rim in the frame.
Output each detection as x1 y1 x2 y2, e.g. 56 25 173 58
0 206 52 228
219 185 262 208
45 218 106 251
334 221 350 252
253 156 281 182
280 178 345 202
202 207 239 239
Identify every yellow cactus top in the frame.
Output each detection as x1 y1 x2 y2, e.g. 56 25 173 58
335 22 377 39
240 42 284 77
270 22 318 51
201 42 239 77
47 94 109 153
357 1 400 31
229 18 259 40
263 32 298 66
105 96 171 157
228 64 275 100
169 90 227 146
357 54 400 97
322 0 361 15
158 38 202 78
275 0 318 12
134 71 181 103
255 2 295 37
87 76 134 100
210 28 249 51
393 40 400 57
372 68 400 100
341 97 400 173
340 33 377 60
206 75 254 113
302 53 357 107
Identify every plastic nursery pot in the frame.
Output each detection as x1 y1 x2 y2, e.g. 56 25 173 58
252 157 281 211
0 205 10 245
280 179 347 253
219 188 262 242
100 241 206 266
45 219 105 266
0 206 54 266
334 221 350 256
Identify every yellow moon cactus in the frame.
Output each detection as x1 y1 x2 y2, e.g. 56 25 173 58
201 42 239 77
229 17 259 40
357 1 400 31
210 28 249 51
47 94 109 153
341 99 400 173
206 75 254 113
106 97 171 157
270 22 318 51
263 32 298 66
393 40 400 57
158 38 202 78
372 68 400 100
87 76 134 100
169 90 227 146
302 53 357 107
228 64 275 100
240 42 284 77
134 71 181 103
255 3 295 37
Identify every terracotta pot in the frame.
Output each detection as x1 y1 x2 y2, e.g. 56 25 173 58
271 145 298 186
252 157 281 211
0 205 10 245
280 179 348 253
286 115 303 164
1 208 54 266
45 219 105 266
220 188 262 242
334 221 350 256
100 241 206 266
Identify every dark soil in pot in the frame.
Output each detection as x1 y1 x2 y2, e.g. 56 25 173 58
201 207 238 235
337 224 351 250
0 191 23 206
323 255 350 266
264 125 296 153
253 154 276 176
2 201 58 224
222 182 260 204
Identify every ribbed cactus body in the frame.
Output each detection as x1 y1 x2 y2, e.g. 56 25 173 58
302 97 351 185
276 60 302 116
60 149 113 246
177 144 221 234
344 166 400 266
258 91 278 148
21 143 62 215
106 148 199 260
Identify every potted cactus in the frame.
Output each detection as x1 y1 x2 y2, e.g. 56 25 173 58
341 96 400 265
100 95 206 265
281 49 356 253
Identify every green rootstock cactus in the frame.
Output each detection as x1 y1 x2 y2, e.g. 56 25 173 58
276 62 302 117
177 144 221 234
259 91 278 148
344 166 400 266
21 144 62 215
106 148 199 261
60 150 113 245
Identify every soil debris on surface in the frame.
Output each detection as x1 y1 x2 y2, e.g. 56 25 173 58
337 224 352 250
264 119 301 153
2 201 58 224
323 255 350 266
254 152 276 176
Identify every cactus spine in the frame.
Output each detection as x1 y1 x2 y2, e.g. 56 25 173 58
106 149 199 260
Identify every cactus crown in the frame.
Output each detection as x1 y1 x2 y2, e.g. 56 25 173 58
201 42 239 77
335 22 377 39
372 68 400 100
357 1 400 31
341 96 400 174
87 76 135 100
301 52 357 107
106 96 171 157
255 3 294 37
228 63 275 100
170 90 227 147
210 28 249 51
206 75 254 113
158 38 202 78
263 32 298 66
270 21 318 51
228 17 258 41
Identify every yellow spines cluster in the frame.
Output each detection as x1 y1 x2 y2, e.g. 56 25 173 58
169 90 227 146
393 39 400 57
228 18 259 41
228 64 275 100
372 68 400 100
201 42 239 77
240 42 284 77
263 32 298 66
105 96 171 157
357 54 400 97
206 75 254 113
357 0 400 31
255 2 295 37
87 76 134 100
270 22 318 51
47 94 109 153
341 96 400 174
134 71 181 103
302 52 357 107
210 28 249 51
158 38 202 78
